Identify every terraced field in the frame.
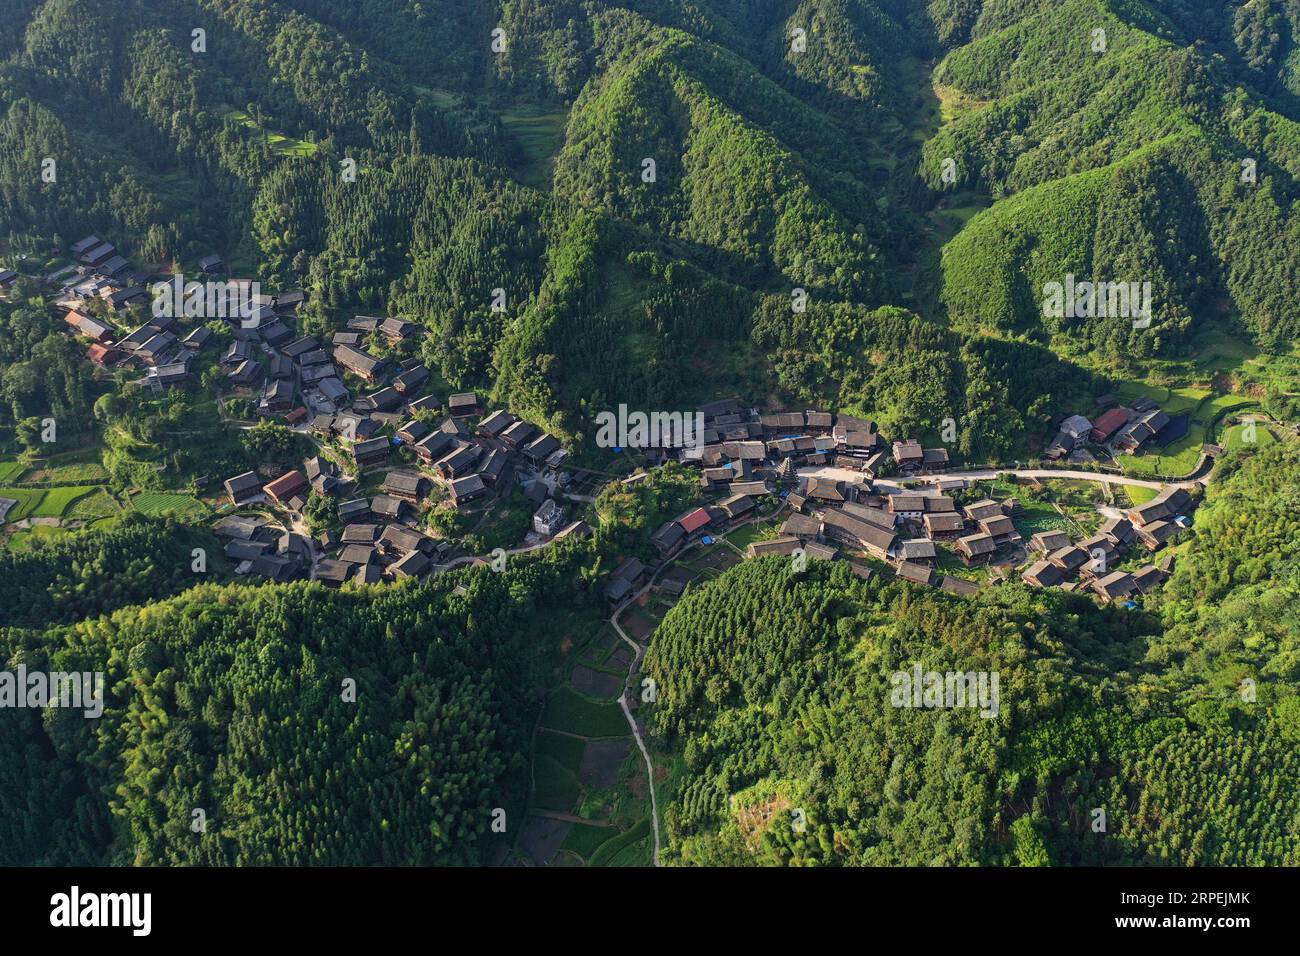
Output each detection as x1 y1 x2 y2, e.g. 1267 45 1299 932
224 109 318 157
0 489 45 521
1114 383 1257 477
33 486 98 517
131 492 210 519
521 612 654 867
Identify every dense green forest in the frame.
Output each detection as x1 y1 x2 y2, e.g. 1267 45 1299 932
0 543 596 864
0 514 222 627
646 441 1300 865
8 0 1297 452
0 0 1298 867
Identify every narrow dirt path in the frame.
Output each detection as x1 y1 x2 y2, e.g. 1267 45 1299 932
610 607 660 867
533 810 617 827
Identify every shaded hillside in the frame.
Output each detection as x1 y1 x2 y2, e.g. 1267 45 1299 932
0 0 1294 447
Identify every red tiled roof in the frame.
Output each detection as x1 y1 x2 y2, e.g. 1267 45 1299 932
1091 407 1129 441
264 470 307 501
679 507 711 533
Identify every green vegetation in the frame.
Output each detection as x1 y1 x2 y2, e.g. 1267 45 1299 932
0 545 594 864
0 488 44 520
31 485 97 517
0 0 1297 870
560 822 616 861
131 491 209 519
927 0 1300 362
535 730 586 772
499 105 568 189
1107 384 1256 477
643 439 1300 865
6 524 71 551
1124 485 1159 506
224 108 318 157
24 456 109 483
723 521 778 551
531 755 582 813
67 488 121 520
0 515 223 626
542 687 629 739
1223 421 1278 453
588 817 652 867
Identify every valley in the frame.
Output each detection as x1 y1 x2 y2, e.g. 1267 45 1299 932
0 0 1298 872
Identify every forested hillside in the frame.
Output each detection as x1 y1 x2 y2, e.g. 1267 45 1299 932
646 442 1300 865
926 0 1300 360
1 0 1298 869
0 514 221 627
11 0 1295 453
0 546 594 865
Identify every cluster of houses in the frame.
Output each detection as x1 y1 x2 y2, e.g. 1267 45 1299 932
227 396 568 515
250 316 418 421
211 503 451 586
1020 485 1193 602
674 399 949 481
53 235 301 391
642 400 900 565
619 397 1201 608
1046 395 1184 461
52 238 577 582
212 513 313 583
762 483 1015 595
267 319 557 493
221 394 575 581
408 403 567 508
312 502 452 586
625 400 962 601
220 456 452 584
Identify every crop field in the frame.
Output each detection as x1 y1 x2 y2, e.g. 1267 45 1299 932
560 822 615 861
1124 485 1159 506
68 489 121 519
1014 504 1073 537
541 687 629 739
33 486 98 517
132 492 210 518
0 488 47 520
499 106 568 189
26 461 108 482
1113 383 1257 477
587 818 652 867
535 730 586 773
1223 421 1278 454
725 521 778 550
224 109 318 157
531 754 582 813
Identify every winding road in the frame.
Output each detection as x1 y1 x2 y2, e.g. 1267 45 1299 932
427 520 586 572
604 500 788 868
800 459 1213 492
609 607 661 868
